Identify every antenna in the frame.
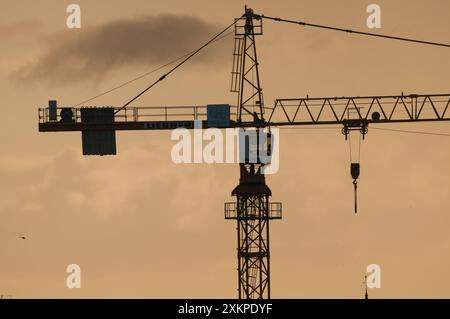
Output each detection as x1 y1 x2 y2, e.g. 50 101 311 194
364 275 369 300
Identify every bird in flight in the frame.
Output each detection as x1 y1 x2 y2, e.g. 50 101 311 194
18 236 26 240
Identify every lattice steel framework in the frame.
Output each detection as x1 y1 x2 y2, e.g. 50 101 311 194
268 94 450 126
225 163 282 299
232 6 265 123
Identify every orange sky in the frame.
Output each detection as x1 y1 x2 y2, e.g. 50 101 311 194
1 0 450 298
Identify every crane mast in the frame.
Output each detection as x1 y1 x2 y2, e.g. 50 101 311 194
225 7 281 299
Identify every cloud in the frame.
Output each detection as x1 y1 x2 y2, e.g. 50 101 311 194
0 20 42 38
12 14 232 84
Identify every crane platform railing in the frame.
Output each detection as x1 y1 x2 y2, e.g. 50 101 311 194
38 104 238 131
225 202 282 220
39 105 237 124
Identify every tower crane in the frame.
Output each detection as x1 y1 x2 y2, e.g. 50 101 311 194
37 6 450 299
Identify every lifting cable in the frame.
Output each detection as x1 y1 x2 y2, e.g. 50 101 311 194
73 30 235 108
114 19 238 114
256 13 450 48
74 11 450 109
348 131 362 214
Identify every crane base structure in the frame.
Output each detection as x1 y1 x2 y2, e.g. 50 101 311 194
225 163 282 299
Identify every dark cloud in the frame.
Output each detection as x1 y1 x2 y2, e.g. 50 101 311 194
12 14 232 84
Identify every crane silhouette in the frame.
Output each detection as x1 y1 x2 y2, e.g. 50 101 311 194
37 6 450 298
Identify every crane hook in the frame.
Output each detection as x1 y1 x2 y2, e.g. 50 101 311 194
351 163 360 214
